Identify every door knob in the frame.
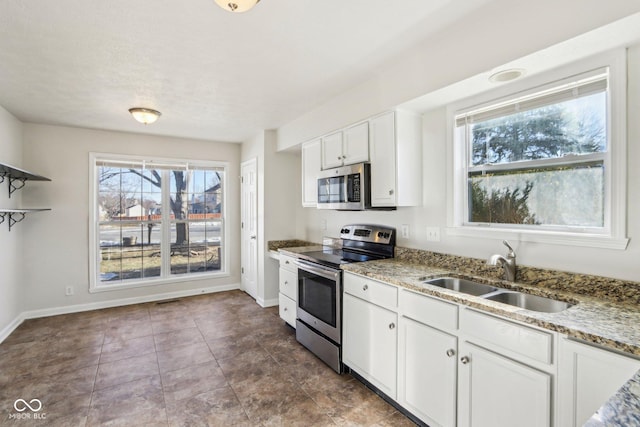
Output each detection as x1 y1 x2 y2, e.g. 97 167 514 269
362 284 368 291
388 189 394 195
460 356 470 364
389 323 395 330
250 235 256 240
446 349 456 357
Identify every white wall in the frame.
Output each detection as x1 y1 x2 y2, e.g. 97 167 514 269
300 45 640 283
0 106 24 337
241 130 302 306
277 1 640 150
20 124 242 313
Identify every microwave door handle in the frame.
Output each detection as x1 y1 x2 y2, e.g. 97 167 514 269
297 260 340 281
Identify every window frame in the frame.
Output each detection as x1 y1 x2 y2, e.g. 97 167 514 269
89 152 230 293
447 49 629 250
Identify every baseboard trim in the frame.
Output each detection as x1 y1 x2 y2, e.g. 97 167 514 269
256 297 279 308
0 313 26 344
0 283 241 344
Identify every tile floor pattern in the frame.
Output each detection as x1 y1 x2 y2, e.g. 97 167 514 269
0 290 417 426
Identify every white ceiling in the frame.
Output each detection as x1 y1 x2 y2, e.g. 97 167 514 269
0 0 493 143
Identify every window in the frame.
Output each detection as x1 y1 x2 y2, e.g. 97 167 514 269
451 53 628 249
90 154 227 291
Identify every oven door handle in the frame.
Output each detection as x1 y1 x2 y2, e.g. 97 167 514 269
296 259 340 281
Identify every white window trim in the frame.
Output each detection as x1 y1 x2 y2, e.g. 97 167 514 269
446 49 629 250
89 152 231 293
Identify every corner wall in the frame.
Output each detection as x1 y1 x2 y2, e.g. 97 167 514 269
241 130 302 306
0 106 24 338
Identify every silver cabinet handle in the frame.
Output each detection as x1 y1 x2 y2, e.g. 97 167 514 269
446 349 456 357
285 260 290 264
251 235 256 239
284 281 288 285
342 155 346 159
389 323 395 330
284 307 288 311
337 156 342 160
362 284 368 291
389 189 394 195
460 356 470 364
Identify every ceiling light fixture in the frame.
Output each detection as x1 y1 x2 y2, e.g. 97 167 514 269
214 0 260 13
128 108 161 125
489 68 526 83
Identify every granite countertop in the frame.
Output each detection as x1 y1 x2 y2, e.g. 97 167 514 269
341 258 640 357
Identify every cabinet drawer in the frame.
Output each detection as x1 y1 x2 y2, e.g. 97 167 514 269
279 293 296 328
344 272 398 310
279 254 298 272
279 267 297 300
461 308 553 365
400 289 458 331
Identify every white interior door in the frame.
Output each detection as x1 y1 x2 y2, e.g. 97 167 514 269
241 158 258 300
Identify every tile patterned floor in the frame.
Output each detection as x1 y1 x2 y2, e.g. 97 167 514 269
0 290 417 426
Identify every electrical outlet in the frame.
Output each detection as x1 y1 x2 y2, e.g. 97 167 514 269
426 226 441 242
401 224 410 239
65 286 74 296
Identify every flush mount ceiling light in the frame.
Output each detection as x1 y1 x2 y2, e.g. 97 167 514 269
489 68 526 83
128 108 161 125
214 0 260 13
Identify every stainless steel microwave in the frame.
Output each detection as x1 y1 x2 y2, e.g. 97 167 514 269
317 162 371 210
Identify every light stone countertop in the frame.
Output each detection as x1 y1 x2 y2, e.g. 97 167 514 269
340 258 640 357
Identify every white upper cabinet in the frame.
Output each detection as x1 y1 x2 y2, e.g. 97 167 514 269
369 111 422 207
321 122 369 170
343 122 369 165
301 138 321 207
321 131 344 169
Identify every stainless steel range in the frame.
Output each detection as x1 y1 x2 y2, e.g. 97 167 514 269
295 224 396 373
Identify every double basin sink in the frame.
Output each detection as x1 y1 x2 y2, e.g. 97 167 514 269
424 277 573 313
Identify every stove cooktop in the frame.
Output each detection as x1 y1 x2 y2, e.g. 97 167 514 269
297 248 384 268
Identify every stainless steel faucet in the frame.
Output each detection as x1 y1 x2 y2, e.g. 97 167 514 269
487 240 517 281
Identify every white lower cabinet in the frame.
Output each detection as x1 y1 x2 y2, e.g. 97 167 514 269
278 254 298 328
342 273 637 427
398 316 457 427
343 292 398 399
557 338 640 427
457 341 552 427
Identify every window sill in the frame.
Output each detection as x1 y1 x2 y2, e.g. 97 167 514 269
89 271 230 293
446 226 629 250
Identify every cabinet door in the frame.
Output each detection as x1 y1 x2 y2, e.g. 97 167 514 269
369 112 397 207
302 139 321 207
321 131 344 169
343 293 397 399
558 338 640 427
398 317 457 427
458 341 551 427
343 122 369 165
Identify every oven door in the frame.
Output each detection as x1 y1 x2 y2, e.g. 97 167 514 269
296 260 342 344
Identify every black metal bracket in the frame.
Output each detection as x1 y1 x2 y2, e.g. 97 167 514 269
8 177 27 198
0 211 27 231
8 212 25 231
